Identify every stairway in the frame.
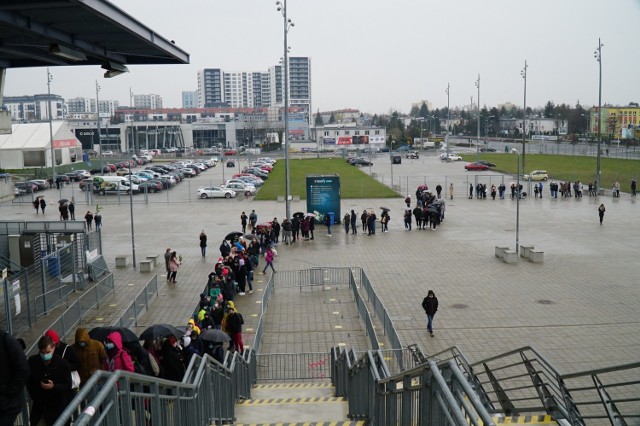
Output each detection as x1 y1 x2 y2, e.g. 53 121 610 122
234 382 362 426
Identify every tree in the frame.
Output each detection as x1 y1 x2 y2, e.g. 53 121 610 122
328 112 336 124
419 102 429 119
543 101 555 118
409 105 420 117
314 109 324 126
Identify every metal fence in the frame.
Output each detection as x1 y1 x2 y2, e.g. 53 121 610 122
113 274 159 328
25 272 115 357
255 352 332 382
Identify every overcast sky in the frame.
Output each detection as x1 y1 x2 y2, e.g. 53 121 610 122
4 0 640 114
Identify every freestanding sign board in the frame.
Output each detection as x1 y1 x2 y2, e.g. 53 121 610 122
306 175 341 224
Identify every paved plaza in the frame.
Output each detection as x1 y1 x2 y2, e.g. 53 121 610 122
3 152 639 374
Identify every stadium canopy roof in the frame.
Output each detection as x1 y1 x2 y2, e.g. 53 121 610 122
0 0 189 69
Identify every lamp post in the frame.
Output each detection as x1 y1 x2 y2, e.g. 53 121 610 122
276 0 294 221
95 80 103 172
445 83 450 159
46 68 56 182
511 148 520 255
520 61 528 173
594 38 603 194
475 74 480 162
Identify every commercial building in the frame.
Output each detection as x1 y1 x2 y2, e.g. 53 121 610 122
590 105 640 139
197 68 224 108
311 124 386 151
133 94 162 109
182 91 197 108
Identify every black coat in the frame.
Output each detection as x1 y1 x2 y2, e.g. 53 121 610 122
27 353 72 426
422 296 439 316
160 342 185 382
0 331 30 416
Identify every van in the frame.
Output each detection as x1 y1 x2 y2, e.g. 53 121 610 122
97 176 138 194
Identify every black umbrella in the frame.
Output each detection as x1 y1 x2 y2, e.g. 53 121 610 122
224 231 243 241
379 206 391 211
242 234 258 240
138 324 182 341
58 199 69 204
293 211 305 218
200 329 231 343
89 326 138 343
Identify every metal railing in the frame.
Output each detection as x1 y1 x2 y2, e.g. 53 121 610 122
25 272 115 356
113 274 159 328
53 348 252 426
331 346 497 426
256 352 332 382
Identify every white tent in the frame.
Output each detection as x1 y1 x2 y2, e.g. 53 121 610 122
0 122 82 170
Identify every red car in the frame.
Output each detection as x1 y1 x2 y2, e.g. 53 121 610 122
464 162 489 171
224 149 238 156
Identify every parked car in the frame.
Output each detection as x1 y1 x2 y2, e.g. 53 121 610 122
479 147 497 152
464 162 490 171
351 158 373 166
29 179 48 190
15 181 37 194
222 182 256 196
226 160 236 167
102 150 114 156
439 153 462 161
477 160 496 167
138 181 163 193
405 151 420 159
197 186 236 199
522 170 548 181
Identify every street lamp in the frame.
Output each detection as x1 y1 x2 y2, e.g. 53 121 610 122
445 83 450 159
594 38 603 194
95 80 103 172
276 0 294 221
511 148 520 255
475 74 480 162
520 61 528 173
46 68 56 182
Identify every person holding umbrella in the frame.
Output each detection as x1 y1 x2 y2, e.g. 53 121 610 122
33 197 40 214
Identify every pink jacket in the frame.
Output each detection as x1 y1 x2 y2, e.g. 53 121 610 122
104 331 134 373
265 250 274 263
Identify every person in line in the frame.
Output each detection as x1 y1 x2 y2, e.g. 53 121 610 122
308 216 315 240
491 184 497 200
421 290 439 337
282 218 292 245
350 210 357 234
261 246 276 274
164 248 172 280
598 203 606 225
224 301 244 354
0 328 30 426
71 327 106 388
360 210 368 232
199 230 208 257
248 210 258 232
44 329 81 402
404 209 412 230
272 218 281 243
27 335 72 426
435 184 442 199
380 210 390 232
160 336 184 381
343 213 351 234
168 251 180 283
84 211 94 230
103 332 134 373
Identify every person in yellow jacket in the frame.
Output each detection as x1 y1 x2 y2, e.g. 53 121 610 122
71 327 107 387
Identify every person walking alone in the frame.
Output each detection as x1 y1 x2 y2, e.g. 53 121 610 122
261 246 276 274
199 230 208 257
421 290 439 337
449 183 454 200
598 204 606 225
68 200 75 220
39 197 47 214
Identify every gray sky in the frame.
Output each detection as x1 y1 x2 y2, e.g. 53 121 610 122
4 0 640 114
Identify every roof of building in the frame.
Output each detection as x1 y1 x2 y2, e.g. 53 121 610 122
0 122 77 150
0 0 189 69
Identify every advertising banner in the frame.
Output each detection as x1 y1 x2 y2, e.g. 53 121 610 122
323 138 336 145
352 135 369 145
306 175 341 224
337 136 352 145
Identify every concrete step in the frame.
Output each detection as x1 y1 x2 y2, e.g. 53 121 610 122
235 382 354 425
481 414 557 425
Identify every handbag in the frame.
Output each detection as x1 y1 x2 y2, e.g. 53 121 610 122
62 346 81 389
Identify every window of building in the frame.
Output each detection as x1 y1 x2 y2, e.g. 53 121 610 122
324 131 329 136
365 130 370 135
335 131 340 136
345 131 350 135
355 131 360 135
375 130 380 135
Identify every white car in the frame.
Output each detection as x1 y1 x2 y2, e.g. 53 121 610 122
102 150 114 156
197 186 236 199
222 182 257 195
440 153 462 161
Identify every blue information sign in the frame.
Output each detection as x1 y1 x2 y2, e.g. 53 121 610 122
306 175 341 224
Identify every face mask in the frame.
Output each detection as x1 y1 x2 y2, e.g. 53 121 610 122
105 342 115 350
78 342 88 348
40 352 53 361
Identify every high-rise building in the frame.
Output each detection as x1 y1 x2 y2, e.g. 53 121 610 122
67 97 95 114
133 94 162 109
182 91 198 108
197 68 224 107
197 57 311 121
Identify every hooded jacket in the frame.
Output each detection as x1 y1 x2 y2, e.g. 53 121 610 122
72 328 107 386
104 331 134 373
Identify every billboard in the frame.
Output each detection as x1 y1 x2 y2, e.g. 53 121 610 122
337 136 352 145
306 175 341 224
352 135 369 144
323 137 336 145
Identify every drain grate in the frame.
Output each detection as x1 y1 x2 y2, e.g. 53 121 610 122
451 304 469 309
